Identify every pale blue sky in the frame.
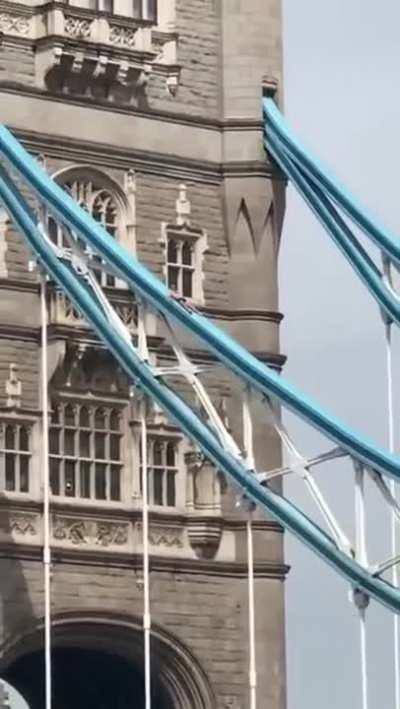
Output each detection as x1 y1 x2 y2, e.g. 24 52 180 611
281 2 400 708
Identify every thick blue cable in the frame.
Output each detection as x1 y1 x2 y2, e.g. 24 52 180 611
0 127 399 482
1 164 400 613
267 132 400 327
264 97 400 266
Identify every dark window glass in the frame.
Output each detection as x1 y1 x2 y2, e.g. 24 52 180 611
153 468 163 505
49 429 59 455
64 405 75 427
95 408 106 430
110 466 121 501
98 0 112 12
48 217 58 245
50 459 60 495
95 432 106 459
182 241 193 265
95 463 106 500
79 407 90 427
148 0 157 21
80 461 91 498
110 410 120 431
153 441 163 466
166 441 176 466
110 434 120 461
168 266 179 292
5 425 15 450
167 239 178 263
20 457 29 493
65 460 76 497
64 429 75 456
19 427 29 452
79 431 91 458
167 470 175 507
5 454 15 491
132 0 142 18
182 269 193 298
51 406 60 424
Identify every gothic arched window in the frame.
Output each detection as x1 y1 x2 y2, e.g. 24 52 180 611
48 177 122 288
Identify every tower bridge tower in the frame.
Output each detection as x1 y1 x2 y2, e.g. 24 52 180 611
0 1 286 707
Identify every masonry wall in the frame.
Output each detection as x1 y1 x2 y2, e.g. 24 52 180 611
0 0 287 706
0 556 286 708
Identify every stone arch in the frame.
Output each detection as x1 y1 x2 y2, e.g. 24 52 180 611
0 611 216 709
49 166 136 271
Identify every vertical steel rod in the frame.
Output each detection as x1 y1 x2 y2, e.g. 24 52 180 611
386 321 400 709
354 462 368 709
359 604 368 709
243 387 257 709
140 397 151 709
138 302 151 709
41 274 52 709
247 514 257 709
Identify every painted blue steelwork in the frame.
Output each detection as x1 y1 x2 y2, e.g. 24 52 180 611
0 127 399 484
264 97 400 266
266 131 400 327
0 163 399 613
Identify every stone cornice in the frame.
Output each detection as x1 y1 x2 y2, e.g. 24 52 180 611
0 497 283 532
0 324 38 341
0 323 285 368
0 545 289 579
0 86 282 181
0 83 265 132
202 306 283 323
8 122 277 184
0 278 38 293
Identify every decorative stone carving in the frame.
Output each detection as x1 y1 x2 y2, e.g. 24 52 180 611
137 523 183 549
109 25 138 48
149 526 183 548
0 513 37 537
64 16 91 39
96 522 128 547
53 518 89 545
10 514 37 536
71 50 85 74
176 185 191 226
5 364 22 409
51 342 130 394
53 516 129 548
117 60 130 86
185 451 222 559
124 169 136 196
93 54 108 78
0 12 30 35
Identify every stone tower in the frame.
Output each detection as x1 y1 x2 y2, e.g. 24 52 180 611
0 1 286 708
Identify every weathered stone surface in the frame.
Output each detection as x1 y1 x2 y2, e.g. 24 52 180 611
0 1 286 707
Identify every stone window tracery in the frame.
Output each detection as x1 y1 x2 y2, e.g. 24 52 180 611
166 236 196 299
0 423 31 493
139 436 179 508
49 401 123 501
65 0 157 20
162 186 207 304
48 178 121 288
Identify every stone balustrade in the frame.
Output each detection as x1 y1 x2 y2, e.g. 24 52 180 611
0 1 180 98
